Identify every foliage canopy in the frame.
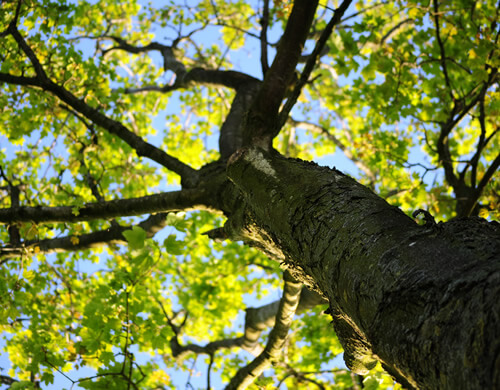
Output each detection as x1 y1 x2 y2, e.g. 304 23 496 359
0 0 498 388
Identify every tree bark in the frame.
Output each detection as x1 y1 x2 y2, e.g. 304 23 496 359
221 146 500 390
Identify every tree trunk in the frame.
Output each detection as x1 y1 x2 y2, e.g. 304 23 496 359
222 147 500 390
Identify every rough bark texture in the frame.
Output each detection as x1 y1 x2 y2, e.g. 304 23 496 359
221 146 500 390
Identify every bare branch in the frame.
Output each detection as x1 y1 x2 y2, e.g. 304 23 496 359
0 213 170 259
432 0 455 101
125 67 259 95
169 286 326 359
278 0 353 131
260 0 270 76
243 0 320 149
0 188 210 224
226 271 303 390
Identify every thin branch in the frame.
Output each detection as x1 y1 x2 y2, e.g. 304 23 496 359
289 118 376 181
207 353 214 390
0 374 18 385
380 18 414 44
464 90 488 186
432 0 455 101
7 23 49 81
225 272 303 390
170 336 246 359
104 37 185 75
437 87 486 188
338 1 388 23
474 152 500 206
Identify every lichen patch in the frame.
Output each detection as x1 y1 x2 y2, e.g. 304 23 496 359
245 148 278 179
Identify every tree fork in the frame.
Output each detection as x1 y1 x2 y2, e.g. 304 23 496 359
224 146 500 389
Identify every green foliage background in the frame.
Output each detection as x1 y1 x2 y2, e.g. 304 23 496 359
0 0 498 388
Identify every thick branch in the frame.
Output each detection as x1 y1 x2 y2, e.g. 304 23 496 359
243 0 319 149
278 0 353 130
0 70 196 180
0 189 209 224
224 147 500 388
0 213 169 259
226 272 302 390
219 81 261 159
259 0 270 76
169 286 326 360
106 37 259 94
125 67 259 94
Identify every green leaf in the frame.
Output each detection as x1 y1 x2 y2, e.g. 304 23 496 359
164 234 184 255
122 226 147 250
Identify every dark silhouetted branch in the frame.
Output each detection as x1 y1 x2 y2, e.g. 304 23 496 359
0 189 210 224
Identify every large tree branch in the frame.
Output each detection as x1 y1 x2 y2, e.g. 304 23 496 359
169 286 327 359
278 0 353 130
103 36 260 94
0 213 170 260
0 189 209 224
125 67 260 94
219 81 261 159
243 0 319 149
0 70 196 181
226 272 302 390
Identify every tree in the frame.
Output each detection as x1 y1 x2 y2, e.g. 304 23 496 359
0 0 499 388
